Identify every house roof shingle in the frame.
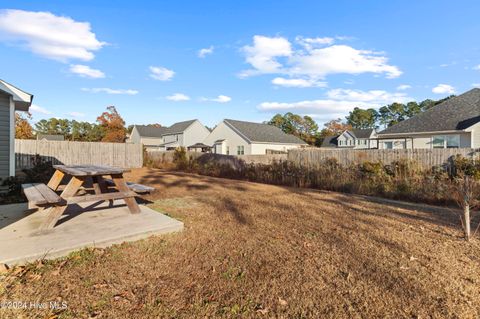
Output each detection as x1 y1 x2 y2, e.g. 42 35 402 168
351 128 374 138
134 125 169 138
163 119 196 134
134 120 197 137
224 119 306 144
321 136 338 148
379 88 480 135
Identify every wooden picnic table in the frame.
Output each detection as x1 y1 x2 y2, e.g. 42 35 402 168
39 165 140 231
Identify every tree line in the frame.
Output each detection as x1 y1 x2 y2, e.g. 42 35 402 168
268 96 453 145
15 106 129 143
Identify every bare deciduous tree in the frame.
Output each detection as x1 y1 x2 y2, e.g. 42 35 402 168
450 174 480 241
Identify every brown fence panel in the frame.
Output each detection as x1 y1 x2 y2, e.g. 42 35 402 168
15 140 143 169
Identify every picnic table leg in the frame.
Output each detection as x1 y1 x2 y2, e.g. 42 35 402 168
39 176 84 231
92 176 113 207
111 174 141 214
91 176 102 194
47 170 65 191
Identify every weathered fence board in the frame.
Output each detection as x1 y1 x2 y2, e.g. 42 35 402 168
288 148 480 169
15 140 143 169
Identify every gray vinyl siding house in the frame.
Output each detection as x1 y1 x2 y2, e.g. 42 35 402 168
377 88 480 149
203 119 307 155
128 119 211 151
0 79 33 180
0 94 10 178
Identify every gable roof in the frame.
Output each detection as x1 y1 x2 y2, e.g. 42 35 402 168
379 88 480 135
321 136 339 148
163 119 196 134
134 120 197 137
224 119 306 144
134 125 168 138
0 79 33 111
351 129 374 138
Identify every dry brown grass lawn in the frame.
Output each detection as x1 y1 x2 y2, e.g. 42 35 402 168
1 167 480 318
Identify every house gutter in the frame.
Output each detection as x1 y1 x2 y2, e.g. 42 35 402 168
377 129 465 137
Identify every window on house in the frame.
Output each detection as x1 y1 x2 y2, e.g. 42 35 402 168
237 146 244 155
384 141 393 149
432 136 444 148
226 146 230 155
176 135 179 141
446 135 460 148
433 135 460 148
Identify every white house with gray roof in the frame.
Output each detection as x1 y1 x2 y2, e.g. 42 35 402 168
129 119 210 150
203 119 307 155
377 88 480 149
321 129 378 149
0 79 33 179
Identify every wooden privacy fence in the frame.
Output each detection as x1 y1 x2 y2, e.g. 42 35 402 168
288 148 480 169
146 150 287 166
15 140 143 169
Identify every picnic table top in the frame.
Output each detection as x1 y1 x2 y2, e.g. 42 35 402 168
53 165 128 176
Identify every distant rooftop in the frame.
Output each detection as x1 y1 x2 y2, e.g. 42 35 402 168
379 88 480 135
134 120 197 137
224 119 306 144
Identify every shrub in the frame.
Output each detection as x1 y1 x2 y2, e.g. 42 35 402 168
173 147 188 170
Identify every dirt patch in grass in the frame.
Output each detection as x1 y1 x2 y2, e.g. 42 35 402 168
1 167 480 318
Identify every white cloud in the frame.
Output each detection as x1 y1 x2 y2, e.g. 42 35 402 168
201 95 232 103
473 64 480 70
296 36 334 50
326 89 410 104
81 87 138 95
198 46 214 58
239 35 292 77
258 88 411 119
290 45 402 79
69 64 105 78
30 104 52 115
149 66 175 81
0 9 105 61
432 84 455 94
240 35 401 81
472 83 480 88
396 84 411 90
271 77 326 88
166 93 190 101
67 111 85 118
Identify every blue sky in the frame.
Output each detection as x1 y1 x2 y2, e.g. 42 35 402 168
0 0 479 127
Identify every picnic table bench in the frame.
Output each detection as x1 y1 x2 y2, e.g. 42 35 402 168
21 165 154 232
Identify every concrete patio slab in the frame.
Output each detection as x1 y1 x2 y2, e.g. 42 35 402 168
0 200 183 265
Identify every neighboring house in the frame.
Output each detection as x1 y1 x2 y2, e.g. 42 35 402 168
0 79 33 179
37 134 65 141
321 129 378 149
377 88 480 149
129 119 211 150
203 119 307 155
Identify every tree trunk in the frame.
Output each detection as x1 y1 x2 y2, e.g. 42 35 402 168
464 201 471 241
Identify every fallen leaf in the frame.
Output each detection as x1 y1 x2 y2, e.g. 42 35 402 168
409 256 418 261
278 297 288 306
